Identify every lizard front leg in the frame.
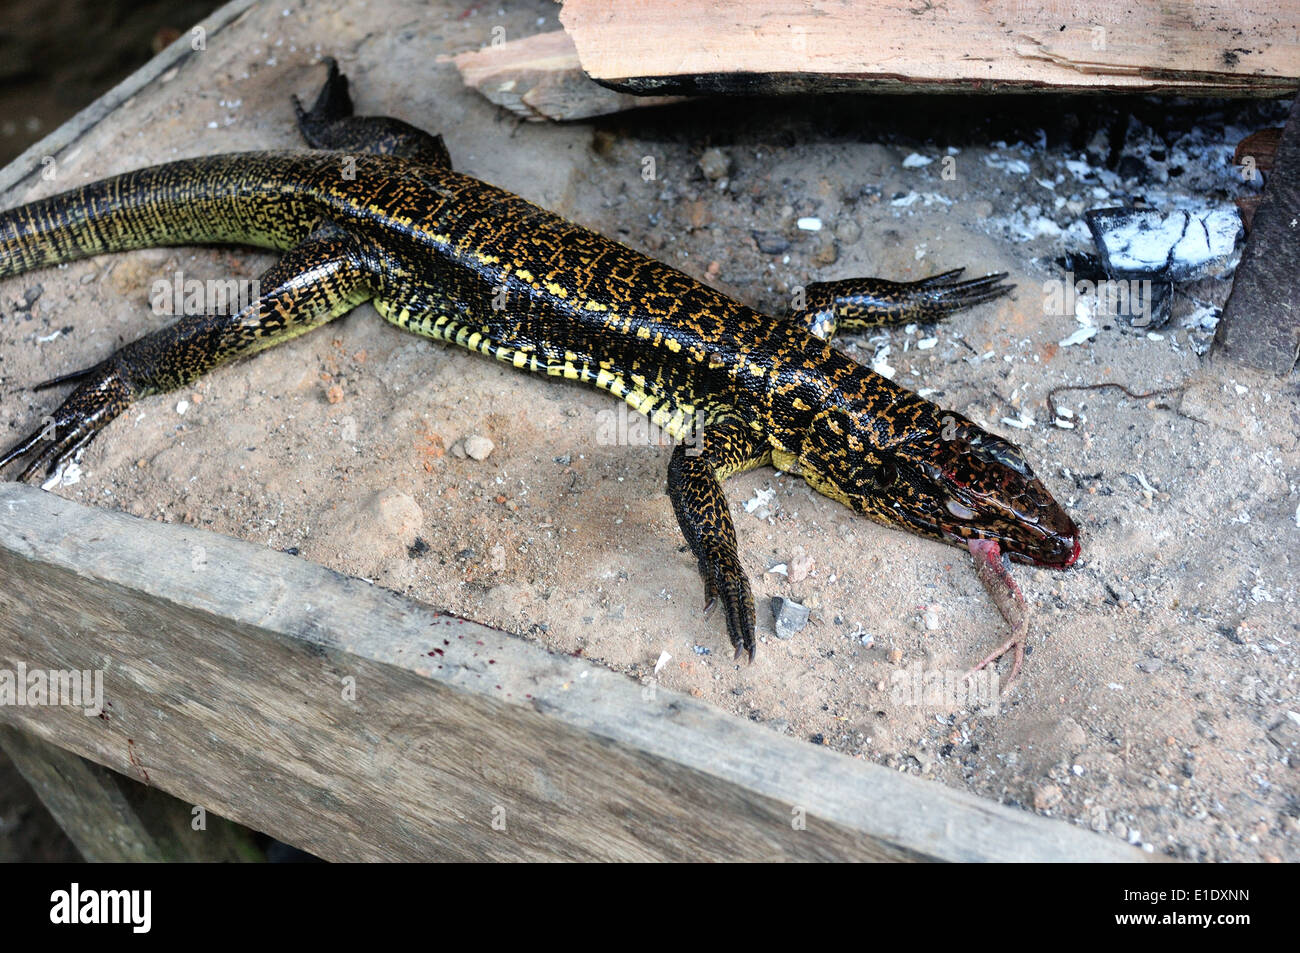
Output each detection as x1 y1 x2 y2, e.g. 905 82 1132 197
791 269 1013 339
0 227 376 480
666 417 771 661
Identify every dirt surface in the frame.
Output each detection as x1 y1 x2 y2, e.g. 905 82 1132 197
0 0 1296 862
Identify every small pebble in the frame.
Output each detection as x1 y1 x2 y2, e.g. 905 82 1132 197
464 434 495 460
698 148 730 181
834 219 861 243
788 549 815 584
812 236 838 265
752 231 790 255
771 596 810 639
1033 783 1063 811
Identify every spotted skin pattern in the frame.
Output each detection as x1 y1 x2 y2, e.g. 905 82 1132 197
0 60 1079 662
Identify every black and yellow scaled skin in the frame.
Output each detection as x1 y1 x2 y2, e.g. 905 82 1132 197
0 60 1079 660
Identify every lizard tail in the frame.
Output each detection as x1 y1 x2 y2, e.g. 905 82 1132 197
0 152 316 281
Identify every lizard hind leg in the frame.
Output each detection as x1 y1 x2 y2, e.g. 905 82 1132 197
293 57 452 168
294 55 355 123
666 418 772 661
0 228 376 482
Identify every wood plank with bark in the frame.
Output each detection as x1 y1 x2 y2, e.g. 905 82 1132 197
446 29 685 121
557 0 1300 97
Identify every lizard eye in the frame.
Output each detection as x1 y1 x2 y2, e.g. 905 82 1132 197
970 432 1031 477
871 460 898 491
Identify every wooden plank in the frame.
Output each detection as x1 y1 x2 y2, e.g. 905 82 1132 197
446 30 685 121
558 0 1300 97
1216 95 1300 373
0 724 261 862
1 724 159 862
0 483 1152 862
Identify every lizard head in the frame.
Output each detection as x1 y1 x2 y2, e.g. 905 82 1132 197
795 402 1080 568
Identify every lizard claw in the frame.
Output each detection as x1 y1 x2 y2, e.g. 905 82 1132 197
687 546 754 659
695 557 754 662
0 361 131 482
909 269 1014 318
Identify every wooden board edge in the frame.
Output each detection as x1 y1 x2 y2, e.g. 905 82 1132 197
558 0 1300 99
0 483 1154 862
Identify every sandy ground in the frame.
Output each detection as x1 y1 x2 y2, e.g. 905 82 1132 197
1 0 1296 862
